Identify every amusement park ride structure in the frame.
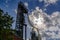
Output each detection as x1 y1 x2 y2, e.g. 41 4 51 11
15 1 41 40
15 1 28 40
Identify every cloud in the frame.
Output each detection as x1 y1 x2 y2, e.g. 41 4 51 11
5 0 8 3
4 0 9 8
42 37 46 40
24 2 28 7
35 6 40 11
44 0 58 4
14 9 17 14
43 8 47 11
39 0 58 7
51 11 60 18
29 6 60 39
39 0 43 2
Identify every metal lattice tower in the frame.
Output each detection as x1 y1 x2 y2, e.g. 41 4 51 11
31 28 38 40
15 1 28 40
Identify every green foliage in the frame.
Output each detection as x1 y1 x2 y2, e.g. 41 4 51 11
0 9 14 40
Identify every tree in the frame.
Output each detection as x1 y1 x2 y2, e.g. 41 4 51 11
0 9 14 40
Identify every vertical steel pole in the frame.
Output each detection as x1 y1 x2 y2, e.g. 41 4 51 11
37 29 41 40
25 24 27 40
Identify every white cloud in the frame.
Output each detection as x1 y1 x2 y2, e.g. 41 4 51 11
39 0 58 7
42 37 46 40
43 8 47 11
51 11 60 18
24 2 28 7
27 38 29 40
14 9 17 14
44 0 58 4
48 27 59 31
28 6 60 39
5 0 8 3
39 0 58 4
39 0 43 2
29 8 46 30
35 6 40 11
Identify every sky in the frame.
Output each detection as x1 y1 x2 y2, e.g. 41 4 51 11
0 0 60 40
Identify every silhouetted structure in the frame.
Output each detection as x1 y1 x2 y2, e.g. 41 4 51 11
15 1 28 40
31 29 38 40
